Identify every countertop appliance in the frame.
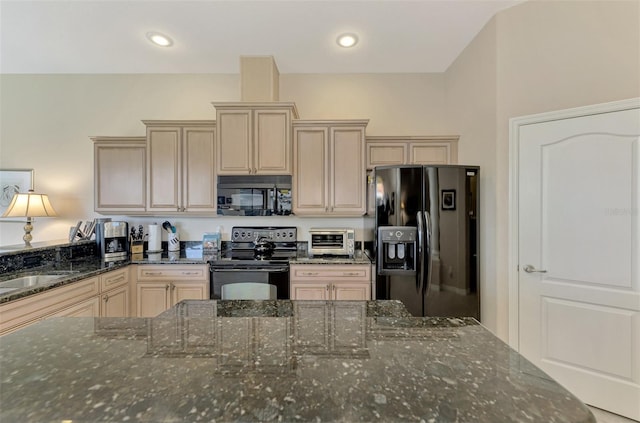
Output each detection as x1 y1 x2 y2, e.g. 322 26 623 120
374 165 479 319
96 220 129 262
209 226 297 299
308 228 355 258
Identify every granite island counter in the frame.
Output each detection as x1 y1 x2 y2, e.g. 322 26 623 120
0 300 594 423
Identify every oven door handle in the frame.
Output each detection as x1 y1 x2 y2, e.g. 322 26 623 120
211 267 289 273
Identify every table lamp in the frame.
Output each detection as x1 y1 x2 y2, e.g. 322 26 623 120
1 189 58 247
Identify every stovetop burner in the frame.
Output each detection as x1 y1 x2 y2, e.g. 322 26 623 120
209 226 298 269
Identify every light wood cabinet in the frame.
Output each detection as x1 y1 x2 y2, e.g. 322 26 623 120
213 102 298 175
366 136 459 169
99 267 130 318
293 301 367 356
92 136 147 213
289 264 372 300
133 264 209 317
293 120 368 216
143 121 216 213
0 277 101 336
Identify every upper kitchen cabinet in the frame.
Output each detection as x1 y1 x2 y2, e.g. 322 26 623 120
143 121 217 214
365 136 459 169
293 120 368 216
93 136 147 213
212 102 299 175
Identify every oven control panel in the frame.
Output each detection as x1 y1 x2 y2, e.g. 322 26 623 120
231 226 297 243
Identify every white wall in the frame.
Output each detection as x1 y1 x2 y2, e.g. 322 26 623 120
0 72 447 247
445 0 640 340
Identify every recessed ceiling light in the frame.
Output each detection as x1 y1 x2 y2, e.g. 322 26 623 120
146 32 173 47
337 33 358 48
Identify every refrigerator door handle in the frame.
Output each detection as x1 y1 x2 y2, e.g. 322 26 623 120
416 211 425 293
424 211 433 295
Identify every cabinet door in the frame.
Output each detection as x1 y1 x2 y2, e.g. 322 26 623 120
147 126 181 211
254 109 292 174
171 282 207 305
333 283 371 301
409 143 450 165
52 296 101 318
290 283 330 300
137 283 170 317
217 109 252 174
101 286 130 317
183 126 216 212
366 142 407 169
293 126 329 214
94 138 146 213
330 126 366 215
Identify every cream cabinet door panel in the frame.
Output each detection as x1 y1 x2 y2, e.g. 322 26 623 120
409 143 450 165
101 286 130 318
333 283 370 301
52 296 101 318
293 127 329 214
94 138 146 213
331 127 366 215
183 126 216 211
137 283 170 317
172 283 207 304
255 109 291 174
147 127 181 211
217 110 252 174
290 283 330 300
367 143 407 168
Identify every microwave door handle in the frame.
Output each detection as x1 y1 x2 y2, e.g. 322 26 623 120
416 211 425 294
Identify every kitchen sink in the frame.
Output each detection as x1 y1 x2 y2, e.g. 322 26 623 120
0 274 68 290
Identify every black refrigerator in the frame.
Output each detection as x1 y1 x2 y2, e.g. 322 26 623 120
374 165 480 319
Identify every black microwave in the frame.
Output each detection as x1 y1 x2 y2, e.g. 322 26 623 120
216 175 292 216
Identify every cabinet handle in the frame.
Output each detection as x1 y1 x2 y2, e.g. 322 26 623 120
107 275 125 283
326 284 330 291
253 168 257 174
181 272 198 275
165 284 170 291
302 272 319 276
171 283 176 291
144 271 163 276
103 294 109 302
325 207 328 212
333 285 336 292
342 272 360 276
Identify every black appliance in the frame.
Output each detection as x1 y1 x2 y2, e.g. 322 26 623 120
374 165 480 319
209 226 297 299
216 175 292 216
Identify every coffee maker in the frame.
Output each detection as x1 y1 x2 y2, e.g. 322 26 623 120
96 220 129 262
377 226 417 275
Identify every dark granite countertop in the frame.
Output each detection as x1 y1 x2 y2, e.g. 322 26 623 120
0 258 130 304
0 300 594 423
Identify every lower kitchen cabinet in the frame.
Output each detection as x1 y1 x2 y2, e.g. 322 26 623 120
99 267 131 318
133 264 209 317
289 264 372 300
0 276 101 336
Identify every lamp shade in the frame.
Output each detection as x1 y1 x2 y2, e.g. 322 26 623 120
1 190 58 218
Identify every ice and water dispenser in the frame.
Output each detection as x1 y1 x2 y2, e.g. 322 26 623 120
377 226 417 275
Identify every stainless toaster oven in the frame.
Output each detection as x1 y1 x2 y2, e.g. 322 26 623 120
308 228 355 257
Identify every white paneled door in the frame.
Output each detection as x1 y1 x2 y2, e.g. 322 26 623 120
513 99 640 420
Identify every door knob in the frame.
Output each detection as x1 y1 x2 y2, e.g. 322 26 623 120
523 264 547 273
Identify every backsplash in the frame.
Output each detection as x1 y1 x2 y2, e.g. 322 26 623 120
0 241 97 274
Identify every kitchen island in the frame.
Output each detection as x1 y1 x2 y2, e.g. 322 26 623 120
0 300 594 422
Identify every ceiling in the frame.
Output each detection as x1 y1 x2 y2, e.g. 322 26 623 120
0 0 523 74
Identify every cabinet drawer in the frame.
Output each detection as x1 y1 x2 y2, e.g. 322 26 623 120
291 265 371 281
136 265 207 281
100 268 129 291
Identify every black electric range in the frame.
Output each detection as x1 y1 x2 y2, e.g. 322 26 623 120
209 226 297 299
